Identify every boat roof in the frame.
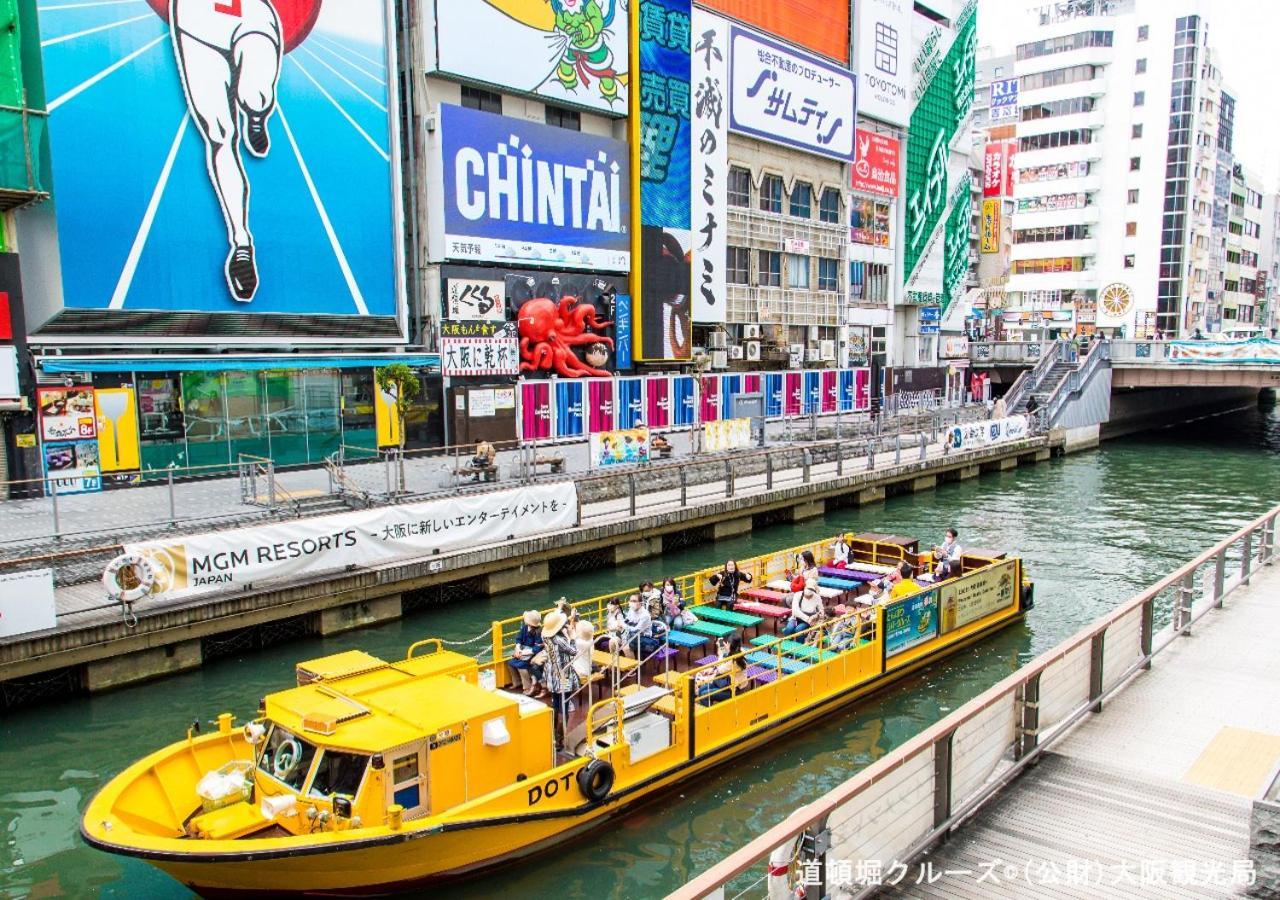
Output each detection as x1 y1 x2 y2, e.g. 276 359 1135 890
265 649 517 754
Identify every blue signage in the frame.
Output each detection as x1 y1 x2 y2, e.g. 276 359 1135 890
989 78 1019 123
554 381 585 438
885 589 939 657
438 103 630 272
919 306 941 322
615 294 633 370
37 2 401 323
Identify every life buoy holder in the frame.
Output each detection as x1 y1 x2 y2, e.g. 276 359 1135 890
577 758 614 803
273 737 303 781
102 553 155 603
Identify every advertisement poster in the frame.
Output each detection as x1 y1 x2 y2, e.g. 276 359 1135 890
728 26 856 161
940 560 1018 633
445 278 506 322
38 387 97 442
947 415 1029 450
44 440 102 495
703 417 751 453
989 77 1018 123
426 0 628 115
435 104 630 272
983 142 1007 197
590 426 650 468
696 0 847 63
855 0 913 127
690 7 728 325
508 271 621 377
980 198 999 253
885 589 939 657
637 0 693 361
1167 338 1280 364
124 482 579 602
439 322 520 377
94 387 141 474
38 0 401 320
0 569 57 639
851 130 901 199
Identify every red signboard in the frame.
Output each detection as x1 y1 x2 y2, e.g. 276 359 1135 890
983 142 1005 197
850 129 900 198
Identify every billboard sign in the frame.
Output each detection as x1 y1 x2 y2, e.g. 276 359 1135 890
435 104 630 272
851 129 901 198
885 589 939 657
940 560 1018 633
691 7 729 325
980 198 999 253
445 278 507 322
36 0 402 326
38 386 96 442
425 0 628 115
855 0 913 127
728 27 857 161
637 0 693 360
696 0 849 64
983 142 1007 197
439 321 520 377
989 77 1018 123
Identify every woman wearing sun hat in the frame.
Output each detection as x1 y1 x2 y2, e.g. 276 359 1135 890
508 610 545 696
541 609 581 750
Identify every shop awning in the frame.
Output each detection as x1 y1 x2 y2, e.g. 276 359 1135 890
38 354 440 374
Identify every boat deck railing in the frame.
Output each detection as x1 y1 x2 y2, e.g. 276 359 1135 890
668 502 1279 900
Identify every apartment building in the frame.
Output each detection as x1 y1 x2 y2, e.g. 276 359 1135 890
1221 165 1265 331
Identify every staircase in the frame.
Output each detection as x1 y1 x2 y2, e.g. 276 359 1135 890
292 493 355 517
1012 358 1076 414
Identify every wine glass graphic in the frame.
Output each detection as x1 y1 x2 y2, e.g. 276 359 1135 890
98 392 130 469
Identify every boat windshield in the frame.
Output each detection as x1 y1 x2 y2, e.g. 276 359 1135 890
257 724 318 792
308 750 369 799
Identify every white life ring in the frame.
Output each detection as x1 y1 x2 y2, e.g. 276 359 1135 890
102 553 155 603
273 737 303 781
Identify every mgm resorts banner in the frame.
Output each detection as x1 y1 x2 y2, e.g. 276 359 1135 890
123 482 578 603
947 415 1029 451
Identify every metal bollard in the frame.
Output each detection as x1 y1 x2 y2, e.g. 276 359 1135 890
802 449 811 483
919 432 927 460
894 434 902 465
168 469 177 528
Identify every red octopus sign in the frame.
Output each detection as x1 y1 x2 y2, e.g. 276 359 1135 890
516 296 613 377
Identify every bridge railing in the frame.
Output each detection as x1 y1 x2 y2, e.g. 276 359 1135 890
670 502 1279 900
1110 340 1172 363
1003 339 1071 412
968 341 1047 365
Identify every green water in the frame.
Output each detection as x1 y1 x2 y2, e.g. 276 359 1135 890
3 402 1278 898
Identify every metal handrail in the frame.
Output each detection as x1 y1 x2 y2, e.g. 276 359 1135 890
1002 339 1065 412
1041 339 1111 427
671 502 1279 900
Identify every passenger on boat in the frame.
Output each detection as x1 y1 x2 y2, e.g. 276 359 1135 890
799 550 821 584
509 610 546 696
621 593 658 658
695 636 747 705
783 582 825 638
875 561 914 594
661 578 692 627
555 597 580 633
828 605 857 650
572 620 596 683
924 529 962 582
709 561 752 610
602 598 627 652
639 580 662 606
865 580 888 605
831 533 854 568
541 611 580 749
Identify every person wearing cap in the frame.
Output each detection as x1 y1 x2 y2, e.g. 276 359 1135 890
508 610 545 696
540 609 580 750
782 581 824 638
831 533 854 568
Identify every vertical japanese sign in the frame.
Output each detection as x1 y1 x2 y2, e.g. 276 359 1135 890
980 199 999 253
636 0 693 361
691 8 728 324
855 0 913 127
851 129 901 198
982 142 1007 198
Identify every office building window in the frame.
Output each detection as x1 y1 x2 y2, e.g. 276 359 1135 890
726 247 749 284
1020 64 1098 91
1016 30 1112 61
1126 222 1137 236
1124 255 1136 268
1133 91 1145 107
544 105 580 131
818 258 839 291
819 188 842 224
728 167 751 207
1138 25 1149 40
461 86 502 114
790 182 812 218
786 254 810 289
1019 129 1093 151
1132 124 1143 139
1136 58 1147 74
758 250 781 286
759 174 783 213
1128 188 1139 203
1130 157 1141 171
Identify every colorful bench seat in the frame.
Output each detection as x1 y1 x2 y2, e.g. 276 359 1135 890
749 636 838 663
818 566 882 583
684 620 737 639
743 663 778 685
664 630 711 649
687 605 764 630
744 651 810 674
741 587 790 604
735 599 791 618
766 579 842 600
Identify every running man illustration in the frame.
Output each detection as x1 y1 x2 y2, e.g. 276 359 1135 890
148 0 322 302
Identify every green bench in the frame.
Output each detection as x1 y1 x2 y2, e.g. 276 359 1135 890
683 620 737 640
749 636 838 663
688 605 764 632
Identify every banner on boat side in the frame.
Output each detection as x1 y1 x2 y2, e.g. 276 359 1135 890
939 559 1018 634
120 482 579 603
590 427 650 468
946 414 1029 451
884 588 939 657
0 569 56 638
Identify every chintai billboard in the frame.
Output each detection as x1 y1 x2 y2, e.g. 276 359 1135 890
26 0 405 343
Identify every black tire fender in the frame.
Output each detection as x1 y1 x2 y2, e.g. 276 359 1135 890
577 758 614 803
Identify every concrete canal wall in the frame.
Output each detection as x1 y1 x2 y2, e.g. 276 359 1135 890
0 435 1060 699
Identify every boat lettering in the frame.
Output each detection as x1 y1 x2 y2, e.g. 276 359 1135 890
429 733 462 751
526 773 574 806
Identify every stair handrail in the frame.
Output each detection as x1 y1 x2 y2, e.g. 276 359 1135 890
324 451 371 506
1004 339 1069 411
1040 339 1112 428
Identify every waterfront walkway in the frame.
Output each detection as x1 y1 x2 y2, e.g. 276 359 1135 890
671 506 1279 900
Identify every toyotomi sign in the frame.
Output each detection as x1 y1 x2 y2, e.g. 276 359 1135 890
728 26 857 161
434 103 630 272
855 0 913 127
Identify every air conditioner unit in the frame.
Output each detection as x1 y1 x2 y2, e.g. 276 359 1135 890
711 349 729 369
743 323 761 339
708 331 728 350
745 341 762 361
805 348 821 362
729 345 744 360
820 339 836 361
807 325 820 342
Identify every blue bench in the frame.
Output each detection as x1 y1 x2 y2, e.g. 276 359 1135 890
665 630 710 649
745 651 810 675
818 576 861 592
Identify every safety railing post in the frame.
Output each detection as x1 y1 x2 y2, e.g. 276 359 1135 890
919 431 927 460
1140 597 1154 669
49 477 60 541
1176 572 1194 635
1088 631 1105 712
267 462 277 511
628 473 637 517
1242 531 1254 586
835 440 843 477
679 465 688 506
1213 549 1226 608
802 449 811 484
867 439 875 470
894 433 902 465
384 451 393 498
167 469 177 528
1263 513 1277 565
725 459 734 498
1014 672 1041 760
932 731 954 829
766 453 773 490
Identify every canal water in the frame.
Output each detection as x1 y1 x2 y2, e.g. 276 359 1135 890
3 400 1277 898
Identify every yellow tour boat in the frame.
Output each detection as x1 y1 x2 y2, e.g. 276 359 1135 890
81 532 1032 896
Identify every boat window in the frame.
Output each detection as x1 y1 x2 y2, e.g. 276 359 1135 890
257 725 318 791
390 750 426 811
308 750 369 798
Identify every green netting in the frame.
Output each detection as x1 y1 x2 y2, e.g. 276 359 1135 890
0 0 22 109
0 105 45 193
